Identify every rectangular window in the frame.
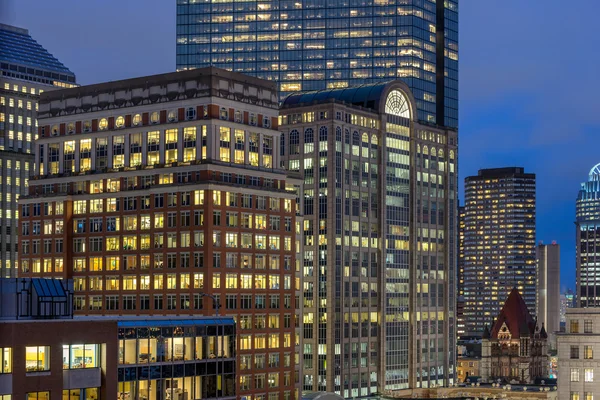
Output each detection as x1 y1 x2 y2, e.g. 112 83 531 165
585 368 594 382
27 392 50 400
585 345 594 360
585 319 593 334
571 346 580 359
62 344 99 369
571 319 580 333
571 368 580 382
0 347 11 373
25 346 50 372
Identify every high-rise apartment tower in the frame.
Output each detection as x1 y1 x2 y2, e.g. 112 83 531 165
175 0 459 128
461 167 536 336
576 163 600 307
0 23 76 277
280 81 458 397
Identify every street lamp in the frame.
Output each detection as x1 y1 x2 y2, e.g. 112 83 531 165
199 293 220 316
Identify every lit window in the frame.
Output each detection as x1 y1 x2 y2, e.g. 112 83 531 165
133 114 142 126
98 118 108 130
62 344 99 369
115 116 125 128
0 347 11 373
25 346 50 372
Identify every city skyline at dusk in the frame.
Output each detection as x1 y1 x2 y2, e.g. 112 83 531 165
3 0 596 289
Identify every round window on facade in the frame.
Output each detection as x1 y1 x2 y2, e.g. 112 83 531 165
168 110 177 122
116 116 125 128
67 122 75 134
150 112 160 124
98 118 108 130
83 121 91 132
133 114 142 126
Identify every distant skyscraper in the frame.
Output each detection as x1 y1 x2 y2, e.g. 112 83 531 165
536 241 560 349
0 23 76 278
457 205 465 336
462 167 536 336
280 82 457 396
576 163 600 307
175 0 459 128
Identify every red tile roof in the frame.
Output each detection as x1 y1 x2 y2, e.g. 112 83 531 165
489 288 536 339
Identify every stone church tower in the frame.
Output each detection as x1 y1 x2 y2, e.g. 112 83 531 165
480 288 549 384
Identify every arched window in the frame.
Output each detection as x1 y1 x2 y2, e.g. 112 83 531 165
352 131 360 146
450 150 455 160
289 130 299 155
336 127 342 141
345 129 350 144
280 133 285 157
304 128 314 143
416 144 421 153
361 133 369 146
319 126 327 141
430 147 436 157
371 134 378 146
438 149 444 158
384 89 411 118
423 145 429 156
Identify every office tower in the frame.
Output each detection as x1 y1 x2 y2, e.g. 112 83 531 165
0 23 76 278
175 0 459 128
457 205 465 336
0 277 237 400
536 242 560 349
280 81 458 396
18 68 301 400
576 163 600 307
462 167 536 336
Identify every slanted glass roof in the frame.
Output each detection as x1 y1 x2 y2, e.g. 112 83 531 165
118 318 235 328
32 278 67 299
281 82 391 112
0 24 74 76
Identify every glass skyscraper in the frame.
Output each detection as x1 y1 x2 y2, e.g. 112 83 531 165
576 163 600 307
0 23 76 277
175 0 458 128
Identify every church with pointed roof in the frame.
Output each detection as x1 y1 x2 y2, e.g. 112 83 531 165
480 288 549 384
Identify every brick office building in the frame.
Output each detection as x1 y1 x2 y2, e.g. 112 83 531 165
17 68 301 400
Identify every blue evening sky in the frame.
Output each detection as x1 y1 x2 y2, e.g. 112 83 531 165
3 0 598 290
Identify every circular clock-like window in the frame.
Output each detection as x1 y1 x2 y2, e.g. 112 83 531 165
98 118 108 130
116 116 125 128
385 89 410 119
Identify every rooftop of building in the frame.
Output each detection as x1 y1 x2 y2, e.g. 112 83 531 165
280 80 421 123
282 81 391 111
0 23 75 81
466 167 535 181
485 288 546 340
39 66 276 105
